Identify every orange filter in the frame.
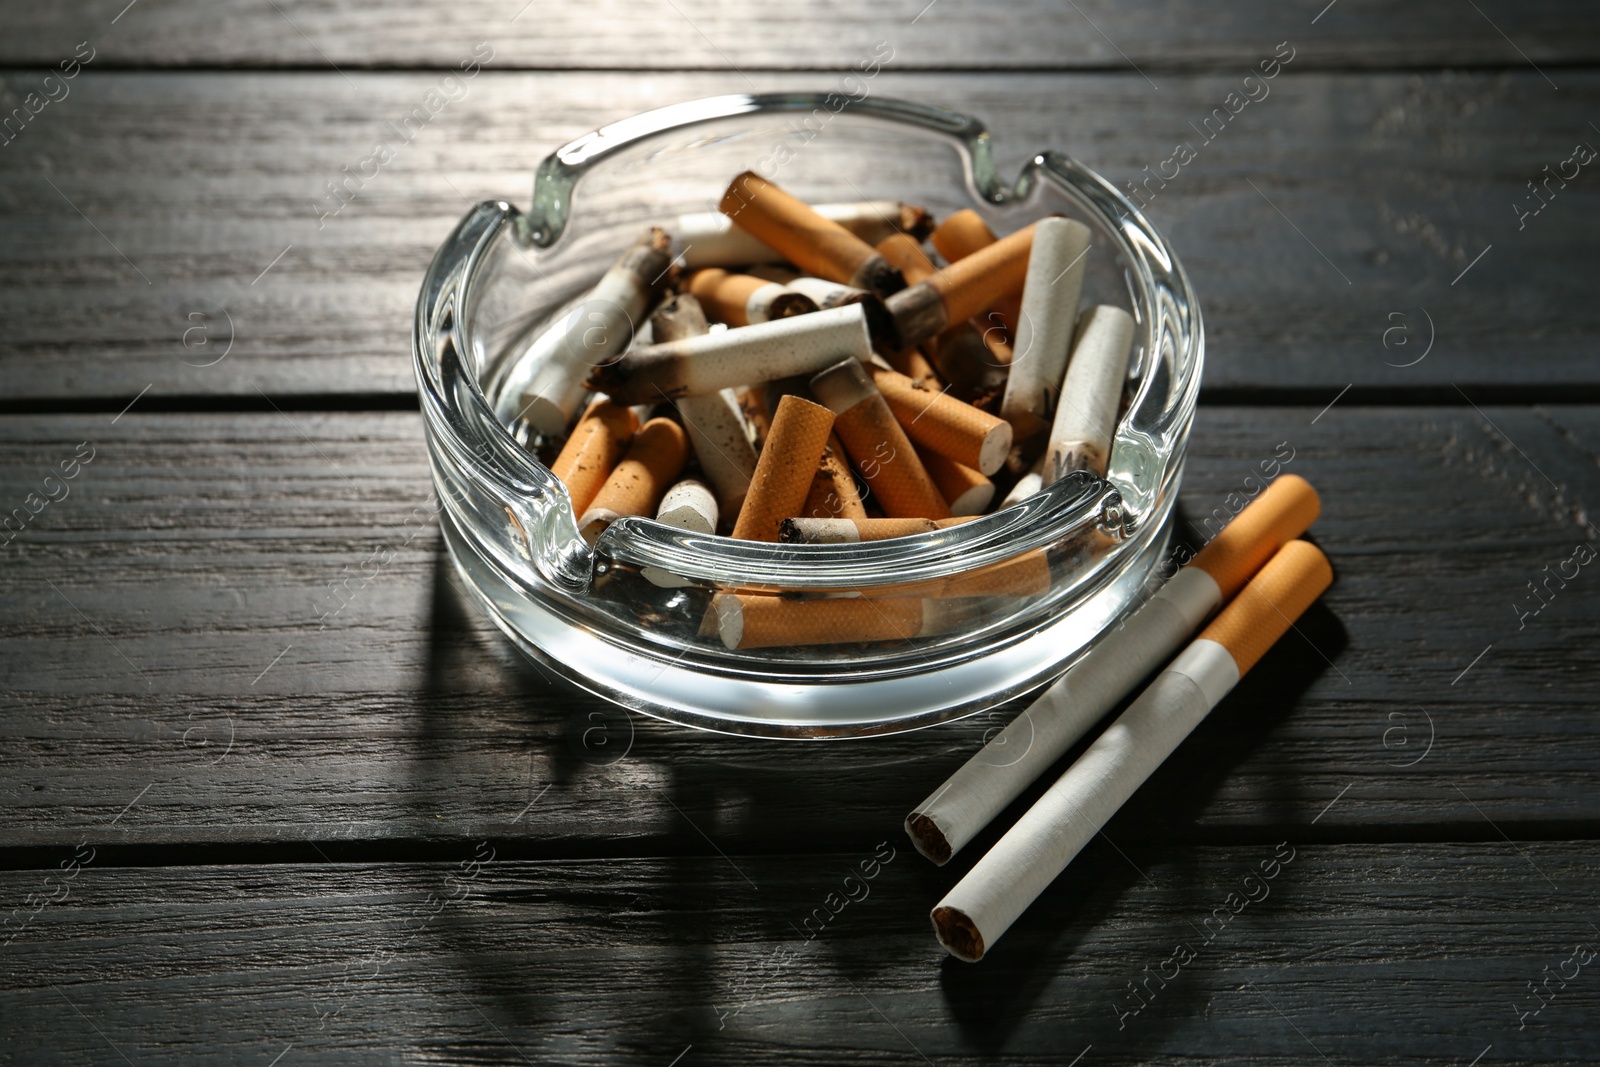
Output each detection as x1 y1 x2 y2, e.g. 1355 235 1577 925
577 416 688 542
719 171 906 296
549 399 640 516
730 394 835 542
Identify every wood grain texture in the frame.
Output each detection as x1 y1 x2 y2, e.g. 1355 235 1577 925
0 70 1595 401
1 406 1596 852
2 845 1597 1064
4 0 1598 70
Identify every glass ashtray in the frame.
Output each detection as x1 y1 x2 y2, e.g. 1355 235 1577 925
413 93 1202 738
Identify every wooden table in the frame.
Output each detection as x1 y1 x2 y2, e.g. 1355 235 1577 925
3 2 1598 1062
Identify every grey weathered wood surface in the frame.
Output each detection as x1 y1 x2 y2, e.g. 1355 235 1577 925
2 846 1596 1065
0 70 1595 401
3 1 1598 1062
4 0 1597 70
1 406 1595 853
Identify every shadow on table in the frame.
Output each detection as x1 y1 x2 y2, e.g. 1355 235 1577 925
407 525 1349 1056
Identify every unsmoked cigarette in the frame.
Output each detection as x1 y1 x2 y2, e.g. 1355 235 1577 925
1044 305 1135 482
513 228 673 435
883 223 1037 352
713 594 926 650
930 209 1023 342
802 436 868 521
577 416 689 543
906 474 1322 867
920 448 994 516
549 399 640 517
671 201 932 270
730 394 835 542
684 268 816 327
719 172 905 296
779 515 975 544
1002 217 1094 442
589 303 872 404
871 366 1012 476
650 294 759 519
656 478 718 534
810 359 951 520
931 540 1333 962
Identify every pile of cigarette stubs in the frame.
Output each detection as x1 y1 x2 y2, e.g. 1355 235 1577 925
518 170 1135 650
906 475 1335 961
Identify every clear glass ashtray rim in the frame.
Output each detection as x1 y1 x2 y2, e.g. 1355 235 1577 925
410 92 1205 736
413 92 1203 596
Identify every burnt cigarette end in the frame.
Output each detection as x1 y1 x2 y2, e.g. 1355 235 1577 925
852 254 907 298
931 905 986 963
777 518 804 544
649 292 710 343
899 204 936 241
769 291 819 319
883 283 948 353
906 812 953 865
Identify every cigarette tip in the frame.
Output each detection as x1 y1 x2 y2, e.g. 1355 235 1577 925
905 811 952 865
931 905 985 963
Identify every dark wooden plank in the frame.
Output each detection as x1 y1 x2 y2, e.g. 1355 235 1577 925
2 845 1597 1064
2 405 1598 851
0 71 1595 401
4 0 1597 70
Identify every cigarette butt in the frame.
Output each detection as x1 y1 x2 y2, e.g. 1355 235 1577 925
719 172 905 296
999 454 1045 509
883 223 1037 352
930 209 1024 341
906 475 1322 868
810 359 951 520
684 268 817 327
1002 217 1094 441
736 386 771 452
779 515 975 544
925 322 1009 405
649 294 758 519
656 478 718 534
589 303 873 405
713 594 925 649
1191 474 1323 600
917 549 1050 600
802 435 868 521
577 416 689 543
671 201 933 269
1042 305 1135 482
649 291 709 343
748 268 898 342
871 366 1012 476
920 448 995 515
876 232 939 286
549 398 640 517
887 346 942 390
930 541 1332 961
731 394 835 542
511 228 672 435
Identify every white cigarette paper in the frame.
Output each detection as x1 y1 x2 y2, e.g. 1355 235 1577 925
655 479 719 533
1044 305 1135 482
507 230 671 435
1000 454 1046 509
1000 217 1093 440
932 637 1240 961
678 392 757 519
906 565 1222 863
590 303 873 404
671 202 922 269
